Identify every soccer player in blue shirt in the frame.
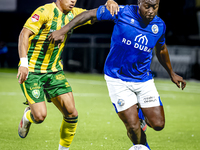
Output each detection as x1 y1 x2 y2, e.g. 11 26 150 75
49 0 186 149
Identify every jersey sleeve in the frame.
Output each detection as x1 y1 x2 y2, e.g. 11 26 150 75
96 5 115 21
96 5 125 22
24 6 48 34
157 23 166 46
73 7 87 16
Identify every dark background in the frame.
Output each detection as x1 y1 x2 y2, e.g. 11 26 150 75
0 0 199 44
0 0 200 79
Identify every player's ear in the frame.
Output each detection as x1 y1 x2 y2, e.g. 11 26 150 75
138 0 141 7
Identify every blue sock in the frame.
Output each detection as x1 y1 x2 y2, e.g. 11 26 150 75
145 142 151 150
138 108 145 120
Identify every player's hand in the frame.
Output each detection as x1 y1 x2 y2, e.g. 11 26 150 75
171 72 186 90
48 30 65 48
106 0 119 16
17 66 29 84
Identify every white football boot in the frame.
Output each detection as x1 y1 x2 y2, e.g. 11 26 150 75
18 107 32 138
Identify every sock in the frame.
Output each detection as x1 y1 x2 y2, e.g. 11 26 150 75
26 110 34 123
58 144 69 150
138 108 145 120
145 142 151 149
140 129 151 150
140 128 147 145
26 110 43 124
59 116 78 148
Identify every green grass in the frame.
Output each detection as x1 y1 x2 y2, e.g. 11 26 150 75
0 68 200 150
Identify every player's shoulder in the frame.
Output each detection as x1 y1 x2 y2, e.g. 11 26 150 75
118 5 138 16
29 2 56 23
150 16 166 34
71 7 87 15
43 2 55 9
119 5 138 11
152 15 165 26
34 2 55 13
72 7 86 11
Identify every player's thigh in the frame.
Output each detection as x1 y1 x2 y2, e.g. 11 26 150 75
20 72 46 104
44 71 72 102
105 75 137 113
20 72 47 118
137 79 163 108
51 92 77 117
29 101 47 120
137 79 165 129
118 104 140 129
43 71 77 117
142 106 165 130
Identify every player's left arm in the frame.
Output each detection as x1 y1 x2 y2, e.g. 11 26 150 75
155 43 186 90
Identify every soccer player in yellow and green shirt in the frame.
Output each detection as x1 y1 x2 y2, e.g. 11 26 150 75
17 0 119 149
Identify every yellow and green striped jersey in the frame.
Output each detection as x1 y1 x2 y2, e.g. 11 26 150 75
24 2 91 73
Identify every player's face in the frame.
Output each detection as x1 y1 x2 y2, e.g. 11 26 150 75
138 0 159 23
58 0 77 13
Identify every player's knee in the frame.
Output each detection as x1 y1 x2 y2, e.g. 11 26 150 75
33 113 47 124
64 107 78 118
152 120 165 131
126 121 140 134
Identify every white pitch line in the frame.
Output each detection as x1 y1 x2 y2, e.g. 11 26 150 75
73 93 108 97
68 78 106 86
155 84 200 94
0 72 199 94
0 92 23 96
0 92 108 97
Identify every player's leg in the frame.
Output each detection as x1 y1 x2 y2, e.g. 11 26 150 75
28 101 47 123
18 101 47 138
45 71 78 150
104 75 148 147
138 107 147 132
142 106 165 131
118 105 147 145
51 92 78 150
138 79 165 130
18 73 47 138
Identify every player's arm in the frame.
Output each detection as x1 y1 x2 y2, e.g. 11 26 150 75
48 0 119 42
17 27 34 84
155 43 186 90
105 0 120 16
48 8 97 43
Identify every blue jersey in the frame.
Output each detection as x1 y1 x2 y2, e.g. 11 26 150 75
96 5 166 82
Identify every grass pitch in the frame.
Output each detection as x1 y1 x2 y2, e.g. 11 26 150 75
0 68 200 150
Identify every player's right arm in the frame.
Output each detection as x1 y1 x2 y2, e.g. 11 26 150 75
17 28 34 84
48 8 98 43
48 3 119 43
17 5 47 83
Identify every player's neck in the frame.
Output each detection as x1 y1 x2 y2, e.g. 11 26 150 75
138 10 151 25
55 2 70 15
